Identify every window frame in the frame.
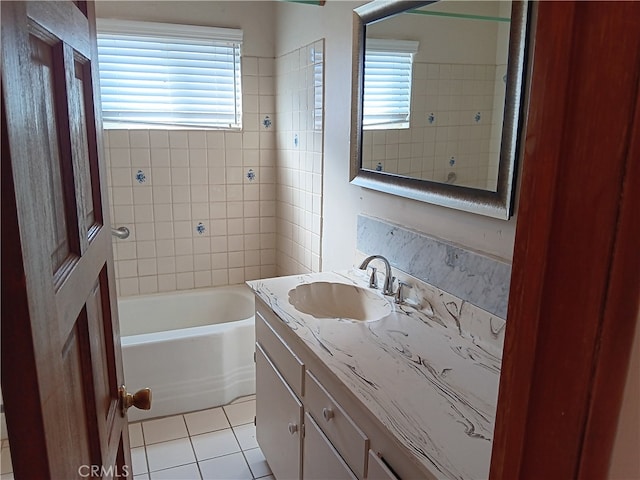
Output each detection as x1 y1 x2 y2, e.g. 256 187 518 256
363 38 419 130
96 19 243 130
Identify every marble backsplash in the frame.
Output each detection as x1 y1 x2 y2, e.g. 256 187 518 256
356 215 511 319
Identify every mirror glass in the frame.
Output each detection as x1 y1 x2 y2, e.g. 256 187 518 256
350 1 530 219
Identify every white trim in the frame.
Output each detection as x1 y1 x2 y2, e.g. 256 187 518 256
366 38 419 54
96 18 243 43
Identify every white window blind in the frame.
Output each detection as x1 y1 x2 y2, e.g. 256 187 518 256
363 39 419 129
96 19 243 129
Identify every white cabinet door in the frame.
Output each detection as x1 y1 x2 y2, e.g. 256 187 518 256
256 343 303 480
367 450 400 480
303 413 357 480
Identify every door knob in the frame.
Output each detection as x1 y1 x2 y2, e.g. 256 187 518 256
288 423 298 435
119 385 152 416
322 407 334 421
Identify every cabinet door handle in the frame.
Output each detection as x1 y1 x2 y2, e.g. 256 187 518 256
288 422 298 435
322 407 334 421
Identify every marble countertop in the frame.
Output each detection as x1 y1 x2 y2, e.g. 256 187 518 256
247 269 502 480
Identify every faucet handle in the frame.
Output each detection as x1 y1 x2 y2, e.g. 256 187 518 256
367 266 378 289
394 280 411 304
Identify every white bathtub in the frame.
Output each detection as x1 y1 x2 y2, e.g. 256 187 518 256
119 285 256 421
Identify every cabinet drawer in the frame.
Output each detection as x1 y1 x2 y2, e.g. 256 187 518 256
256 303 304 397
303 412 357 480
305 370 369 479
367 450 399 480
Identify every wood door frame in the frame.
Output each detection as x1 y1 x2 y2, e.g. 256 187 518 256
490 2 640 478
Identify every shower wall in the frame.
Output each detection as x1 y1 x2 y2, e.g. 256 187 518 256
105 56 277 297
275 40 325 276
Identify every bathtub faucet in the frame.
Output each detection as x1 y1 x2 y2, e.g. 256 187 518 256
358 255 395 296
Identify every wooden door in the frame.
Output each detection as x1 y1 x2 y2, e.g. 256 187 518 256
489 2 640 478
1 1 131 478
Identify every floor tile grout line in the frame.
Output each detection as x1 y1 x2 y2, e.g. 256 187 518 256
131 396 258 479
227 418 255 478
182 413 204 480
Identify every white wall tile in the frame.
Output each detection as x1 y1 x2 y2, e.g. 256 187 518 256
157 256 176 274
131 149 151 167
139 276 158 294
194 270 212 287
107 54 290 296
119 277 139 296
176 272 195 290
151 148 170 167
188 131 207 149
158 274 177 292
274 40 324 276
109 130 130 148
212 269 229 286
168 131 188 149
149 131 169 148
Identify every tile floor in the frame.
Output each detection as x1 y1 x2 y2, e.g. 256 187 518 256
0 395 273 480
130 395 272 480
0 440 11 480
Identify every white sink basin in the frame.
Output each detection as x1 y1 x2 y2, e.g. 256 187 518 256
288 282 392 321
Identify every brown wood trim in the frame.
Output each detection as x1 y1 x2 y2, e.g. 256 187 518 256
490 2 640 479
578 70 640 478
489 2 577 476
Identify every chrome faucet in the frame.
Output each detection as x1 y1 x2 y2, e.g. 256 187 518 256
358 255 395 296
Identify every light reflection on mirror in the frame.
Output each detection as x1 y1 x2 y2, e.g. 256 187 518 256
361 1 512 191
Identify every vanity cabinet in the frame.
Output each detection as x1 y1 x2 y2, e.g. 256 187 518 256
303 412 357 480
305 370 369 478
255 344 303 480
255 298 405 480
366 450 400 480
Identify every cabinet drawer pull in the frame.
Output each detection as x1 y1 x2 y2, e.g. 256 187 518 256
322 407 334 421
288 422 298 435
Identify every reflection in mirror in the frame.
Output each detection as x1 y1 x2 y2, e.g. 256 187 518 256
350 1 531 219
363 2 512 191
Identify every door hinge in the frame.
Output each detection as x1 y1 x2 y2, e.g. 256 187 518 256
253 351 256 363
254 415 257 426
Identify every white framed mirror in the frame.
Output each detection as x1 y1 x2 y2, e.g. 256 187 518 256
350 0 532 219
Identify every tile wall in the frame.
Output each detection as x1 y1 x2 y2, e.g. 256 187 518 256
105 56 277 297
274 40 325 276
362 61 506 190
